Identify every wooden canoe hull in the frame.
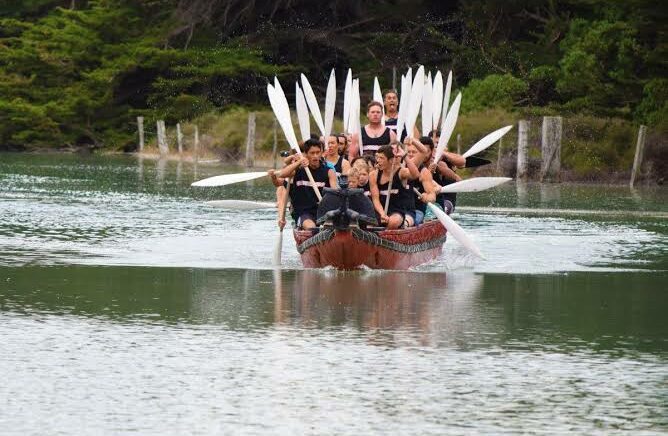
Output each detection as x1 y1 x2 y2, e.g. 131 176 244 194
294 220 447 270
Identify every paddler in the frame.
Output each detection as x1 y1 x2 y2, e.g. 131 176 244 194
348 101 397 160
406 137 439 225
280 138 338 229
369 143 420 229
324 135 350 177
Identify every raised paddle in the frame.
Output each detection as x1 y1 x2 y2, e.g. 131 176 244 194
421 70 432 136
300 73 326 136
267 81 322 201
373 76 385 127
405 65 424 138
432 92 462 165
324 69 336 139
413 187 484 259
343 69 352 133
273 176 292 266
432 70 443 130
442 70 452 121
439 177 512 193
295 83 310 141
462 125 513 159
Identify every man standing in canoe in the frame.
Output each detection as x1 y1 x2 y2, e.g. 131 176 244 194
348 101 397 160
280 138 338 230
383 89 399 128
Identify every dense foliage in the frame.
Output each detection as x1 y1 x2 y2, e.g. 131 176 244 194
0 0 665 149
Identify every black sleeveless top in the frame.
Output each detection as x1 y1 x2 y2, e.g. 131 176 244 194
290 164 331 216
376 170 415 215
361 126 391 155
409 165 428 214
333 155 344 176
362 181 370 198
383 117 407 142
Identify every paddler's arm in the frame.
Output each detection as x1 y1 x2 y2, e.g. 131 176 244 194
418 168 437 204
405 136 430 166
348 133 360 161
369 170 388 224
396 147 420 181
327 168 338 189
341 158 351 176
281 156 307 178
436 161 462 182
443 151 466 168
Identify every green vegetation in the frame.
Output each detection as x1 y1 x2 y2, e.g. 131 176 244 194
0 1 665 178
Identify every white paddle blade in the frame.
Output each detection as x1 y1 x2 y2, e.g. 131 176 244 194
442 70 452 119
205 199 276 209
462 125 514 158
440 177 512 193
192 172 268 187
295 83 310 141
373 76 385 127
421 71 433 136
343 69 352 133
300 74 326 135
432 71 443 130
427 202 485 259
396 74 410 139
433 92 462 163
324 69 336 136
268 82 300 153
272 231 283 266
373 76 382 103
406 65 424 137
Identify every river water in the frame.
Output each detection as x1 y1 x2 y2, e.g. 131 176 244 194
1 154 666 434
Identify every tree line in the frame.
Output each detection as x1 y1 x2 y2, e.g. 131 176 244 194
0 0 665 150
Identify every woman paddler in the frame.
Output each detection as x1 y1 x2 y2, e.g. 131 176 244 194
369 143 420 229
280 138 338 229
324 135 350 178
348 101 397 160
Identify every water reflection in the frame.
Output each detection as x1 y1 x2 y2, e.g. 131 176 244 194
1 266 665 354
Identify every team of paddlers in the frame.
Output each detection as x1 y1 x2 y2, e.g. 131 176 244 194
269 90 467 231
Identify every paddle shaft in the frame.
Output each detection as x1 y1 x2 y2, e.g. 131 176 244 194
383 162 395 214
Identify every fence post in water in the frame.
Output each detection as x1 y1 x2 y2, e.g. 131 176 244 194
630 125 647 188
137 116 144 152
156 120 169 155
194 125 199 164
271 117 278 168
456 133 461 155
176 123 183 155
540 116 562 182
245 112 256 167
517 120 530 180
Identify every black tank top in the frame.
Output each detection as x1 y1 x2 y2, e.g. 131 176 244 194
361 126 391 155
333 155 344 176
409 165 427 214
377 170 415 215
290 164 331 216
383 117 407 142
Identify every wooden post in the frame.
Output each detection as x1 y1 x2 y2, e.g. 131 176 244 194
194 125 199 164
156 120 168 155
392 66 397 89
456 133 461 155
176 123 183 155
137 116 144 152
540 116 562 182
245 112 256 167
272 117 278 169
630 125 647 188
496 136 503 173
517 120 529 180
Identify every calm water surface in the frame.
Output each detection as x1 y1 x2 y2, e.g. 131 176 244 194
1 154 666 434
